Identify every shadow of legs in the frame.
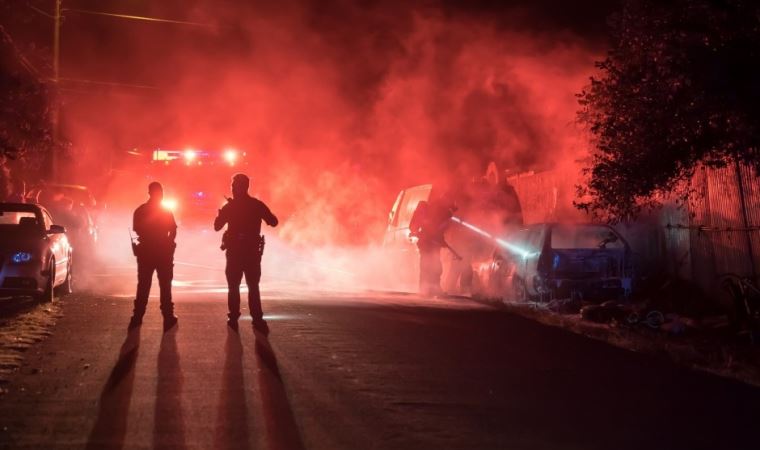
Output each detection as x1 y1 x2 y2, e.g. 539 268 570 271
153 329 186 450
254 334 305 450
86 329 141 450
214 330 250 449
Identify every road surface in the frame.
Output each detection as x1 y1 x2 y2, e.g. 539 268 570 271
1 261 759 450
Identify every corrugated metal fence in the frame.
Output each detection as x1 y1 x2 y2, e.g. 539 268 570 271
507 170 585 224
665 162 760 297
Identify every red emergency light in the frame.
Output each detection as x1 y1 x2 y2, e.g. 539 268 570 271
150 148 245 166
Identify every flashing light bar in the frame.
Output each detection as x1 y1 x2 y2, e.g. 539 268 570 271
153 149 180 161
151 148 245 165
450 216 532 259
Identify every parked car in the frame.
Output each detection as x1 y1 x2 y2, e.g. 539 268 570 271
26 183 97 210
0 203 73 302
26 183 98 260
473 223 633 302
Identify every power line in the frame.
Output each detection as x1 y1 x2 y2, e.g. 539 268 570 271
58 87 155 98
63 8 215 29
27 3 55 19
57 77 159 90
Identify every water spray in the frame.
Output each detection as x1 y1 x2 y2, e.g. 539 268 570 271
450 216 531 259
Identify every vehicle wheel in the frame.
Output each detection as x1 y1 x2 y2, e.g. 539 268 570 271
35 258 55 303
56 258 73 296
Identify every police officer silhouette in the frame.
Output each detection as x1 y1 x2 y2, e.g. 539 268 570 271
214 173 278 332
129 182 178 331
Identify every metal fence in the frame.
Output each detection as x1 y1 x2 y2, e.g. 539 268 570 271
664 162 760 297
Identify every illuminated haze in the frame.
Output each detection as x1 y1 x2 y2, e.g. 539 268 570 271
54 0 613 291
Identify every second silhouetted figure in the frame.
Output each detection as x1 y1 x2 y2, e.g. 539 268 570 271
214 173 278 333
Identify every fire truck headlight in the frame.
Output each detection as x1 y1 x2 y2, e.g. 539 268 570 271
161 198 178 211
184 149 197 163
223 149 238 165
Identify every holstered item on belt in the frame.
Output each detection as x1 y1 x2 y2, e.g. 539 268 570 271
221 231 265 256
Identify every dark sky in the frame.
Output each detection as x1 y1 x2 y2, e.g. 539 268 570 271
3 0 619 84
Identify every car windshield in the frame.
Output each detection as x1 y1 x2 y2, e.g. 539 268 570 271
0 211 38 226
551 225 624 250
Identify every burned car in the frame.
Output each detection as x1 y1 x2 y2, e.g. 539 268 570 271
473 223 633 302
0 203 73 302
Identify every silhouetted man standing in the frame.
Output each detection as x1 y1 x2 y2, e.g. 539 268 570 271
129 181 178 332
214 173 278 332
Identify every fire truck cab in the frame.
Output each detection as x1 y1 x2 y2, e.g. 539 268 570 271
147 148 249 227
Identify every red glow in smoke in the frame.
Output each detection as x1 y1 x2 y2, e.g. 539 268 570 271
60 2 599 246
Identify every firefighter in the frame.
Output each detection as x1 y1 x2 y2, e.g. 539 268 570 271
214 173 278 333
409 195 455 296
128 182 178 332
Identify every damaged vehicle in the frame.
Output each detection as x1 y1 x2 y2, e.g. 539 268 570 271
0 203 73 302
473 223 633 302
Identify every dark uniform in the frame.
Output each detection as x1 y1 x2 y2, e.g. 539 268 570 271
132 199 177 320
409 199 453 295
214 194 278 321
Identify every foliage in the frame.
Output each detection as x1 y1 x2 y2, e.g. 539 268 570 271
577 0 760 221
0 26 53 168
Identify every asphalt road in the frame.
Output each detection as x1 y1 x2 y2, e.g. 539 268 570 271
1 270 759 449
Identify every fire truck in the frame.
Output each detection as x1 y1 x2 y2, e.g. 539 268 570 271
146 147 249 227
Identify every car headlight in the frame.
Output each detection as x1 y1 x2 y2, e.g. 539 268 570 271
12 252 33 263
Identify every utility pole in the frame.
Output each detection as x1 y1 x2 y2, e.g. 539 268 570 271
51 0 61 182
31 1 212 181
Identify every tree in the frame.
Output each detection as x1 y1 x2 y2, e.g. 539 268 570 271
0 26 53 171
576 0 760 221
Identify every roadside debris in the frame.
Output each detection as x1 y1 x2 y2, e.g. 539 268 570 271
490 275 760 387
0 299 63 384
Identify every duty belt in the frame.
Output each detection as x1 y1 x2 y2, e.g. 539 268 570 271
221 232 265 254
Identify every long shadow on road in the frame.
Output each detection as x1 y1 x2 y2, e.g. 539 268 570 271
254 329 305 450
86 329 140 450
153 329 187 450
213 330 250 449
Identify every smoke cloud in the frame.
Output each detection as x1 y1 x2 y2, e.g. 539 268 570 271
47 0 609 292
60 0 600 244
